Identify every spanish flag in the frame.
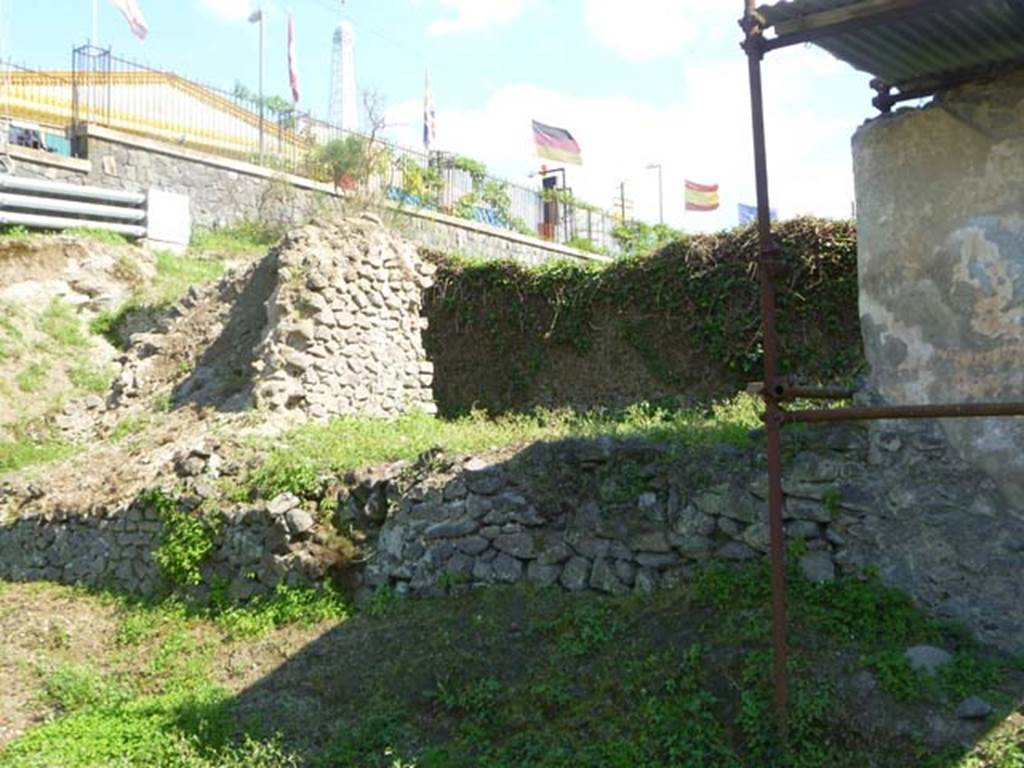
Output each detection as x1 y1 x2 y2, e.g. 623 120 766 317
532 120 582 165
685 180 720 212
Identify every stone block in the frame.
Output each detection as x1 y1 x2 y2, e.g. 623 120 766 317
560 556 591 591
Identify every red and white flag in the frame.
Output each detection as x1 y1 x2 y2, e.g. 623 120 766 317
287 12 300 104
109 0 148 40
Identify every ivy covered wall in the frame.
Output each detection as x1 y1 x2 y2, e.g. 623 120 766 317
423 217 861 415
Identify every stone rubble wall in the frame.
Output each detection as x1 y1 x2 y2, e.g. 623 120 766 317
251 216 437 419
103 216 437 421
2 418 1023 651
0 445 336 601
359 420 1024 654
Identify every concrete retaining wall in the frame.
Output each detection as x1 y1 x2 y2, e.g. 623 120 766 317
5 126 602 267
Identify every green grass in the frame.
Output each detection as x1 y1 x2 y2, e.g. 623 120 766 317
88 307 129 348
68 360 114 393
153 251 227 306
0 436 76 474
0 566 1020 768
41 662 131 713
14 362 48 393
64 227 131 245
0 225 31 240
189 219 282 254
38 299 89 349
3 639 294 768
210 582 350 640
108 414 150 443
248 394 764 498
88 252 227 349
0 302 23 362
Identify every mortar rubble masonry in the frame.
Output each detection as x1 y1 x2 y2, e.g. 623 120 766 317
252 215 437 420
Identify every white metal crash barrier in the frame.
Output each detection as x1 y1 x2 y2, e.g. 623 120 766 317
0 175 147 238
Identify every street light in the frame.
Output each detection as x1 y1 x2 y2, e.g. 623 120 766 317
646 163 663 225
248 8 265 162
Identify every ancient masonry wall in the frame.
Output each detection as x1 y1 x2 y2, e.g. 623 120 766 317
252 218 437 419
854 70 1024 500
3 418 1023 653
7 128 598 268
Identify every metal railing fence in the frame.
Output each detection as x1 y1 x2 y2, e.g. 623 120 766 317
5 46 620 252
0 62 75 146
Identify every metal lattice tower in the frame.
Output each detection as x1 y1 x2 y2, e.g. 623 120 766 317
327 3 357 133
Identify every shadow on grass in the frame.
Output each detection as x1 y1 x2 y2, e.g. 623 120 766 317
2 422 1024 766
222 572 1024 768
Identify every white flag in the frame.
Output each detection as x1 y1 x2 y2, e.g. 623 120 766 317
423 70 436 151
288 12 300 103
109 0 148 40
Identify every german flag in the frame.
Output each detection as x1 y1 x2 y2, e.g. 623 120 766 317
532 120 582 165
685 180 720 212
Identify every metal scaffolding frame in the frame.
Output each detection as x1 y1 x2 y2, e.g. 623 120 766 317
740 0 1024 738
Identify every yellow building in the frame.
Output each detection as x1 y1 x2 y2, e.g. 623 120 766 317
0 65 317 165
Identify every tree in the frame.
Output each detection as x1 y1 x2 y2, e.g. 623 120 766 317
310 91 392 198
611 221 684 256
314 135 372 190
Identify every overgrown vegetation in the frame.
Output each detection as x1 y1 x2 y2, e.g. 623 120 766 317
611 220 685 256
425 217 861 414
1 297 118 470
446 155 529 234
189 218 281 255
145 488 220 588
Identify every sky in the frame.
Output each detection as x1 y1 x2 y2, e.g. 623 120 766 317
2 0 880 232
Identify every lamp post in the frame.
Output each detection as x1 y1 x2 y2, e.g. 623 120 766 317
248 8 264 162
646 163 663 225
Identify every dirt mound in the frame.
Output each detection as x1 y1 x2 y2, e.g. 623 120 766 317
0 235 154 310
0 236 158 440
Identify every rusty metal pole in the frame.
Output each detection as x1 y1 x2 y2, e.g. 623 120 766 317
742 0 788 740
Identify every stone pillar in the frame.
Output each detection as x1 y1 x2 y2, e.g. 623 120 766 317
252 215 437 419
853 71 1024 500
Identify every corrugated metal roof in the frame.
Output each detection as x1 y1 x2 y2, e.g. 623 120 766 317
755 0 1024 91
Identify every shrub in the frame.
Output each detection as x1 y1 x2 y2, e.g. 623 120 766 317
144 489 219 587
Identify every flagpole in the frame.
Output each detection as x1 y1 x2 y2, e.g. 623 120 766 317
92 0 98 46
258 10 264 162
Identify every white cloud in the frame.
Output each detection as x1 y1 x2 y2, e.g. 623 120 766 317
585 0 727 61
425 0 524 36
197 0 253 22
385 45 868 233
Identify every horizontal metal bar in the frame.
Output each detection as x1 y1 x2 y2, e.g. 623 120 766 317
748 381 857 401
776 384 856 401
783 401 1024 424
0 175 146 206
0 210 146 237
0 193 145 221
